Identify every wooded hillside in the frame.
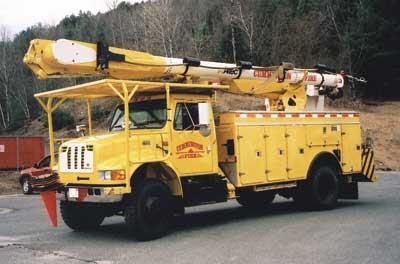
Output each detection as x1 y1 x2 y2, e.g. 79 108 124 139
0 0 399 132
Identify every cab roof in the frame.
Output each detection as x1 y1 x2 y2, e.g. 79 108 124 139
34 79 229 99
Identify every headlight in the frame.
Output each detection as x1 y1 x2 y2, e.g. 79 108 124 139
98 170 125 180
98 170 111 180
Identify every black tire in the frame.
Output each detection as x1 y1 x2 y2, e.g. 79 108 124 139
125 180 172 241
21 176 33 195
60 201 105 231
295 165 339 210
236 191 275 209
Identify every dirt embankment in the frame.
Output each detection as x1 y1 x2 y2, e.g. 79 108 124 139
357 102 400 170
0 171 21 194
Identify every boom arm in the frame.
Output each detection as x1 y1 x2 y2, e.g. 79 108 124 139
24 39 345 110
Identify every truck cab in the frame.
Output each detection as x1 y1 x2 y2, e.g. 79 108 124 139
57 91 222 202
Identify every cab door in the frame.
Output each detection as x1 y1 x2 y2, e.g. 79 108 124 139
171 101 214 175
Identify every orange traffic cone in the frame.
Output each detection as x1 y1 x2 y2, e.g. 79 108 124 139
40 191 57 227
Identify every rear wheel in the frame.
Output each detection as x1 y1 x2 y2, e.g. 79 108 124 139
236 191 276 209
125 180 173 241
21 176 33 195
60 201 105 231
295 165 339 210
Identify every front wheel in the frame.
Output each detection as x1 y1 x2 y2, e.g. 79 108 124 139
125 180 173 241
60 201 105 231
21 176 33 195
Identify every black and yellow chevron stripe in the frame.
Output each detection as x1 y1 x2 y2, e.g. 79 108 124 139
361 146 376 181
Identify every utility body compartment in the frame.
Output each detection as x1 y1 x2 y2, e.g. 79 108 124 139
216 111 363 188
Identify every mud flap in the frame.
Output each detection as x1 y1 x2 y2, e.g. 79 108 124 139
338 182 358 200
360 146 377 182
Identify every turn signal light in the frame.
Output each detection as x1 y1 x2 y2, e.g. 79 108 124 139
111 170 126 180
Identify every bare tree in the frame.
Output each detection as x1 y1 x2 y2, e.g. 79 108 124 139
231 0 255 60
0 26 14 129
143 0 180 57
106 0 120 46
128 5 145 51
175 0 212 58
230 0 237 63
10 75 31 120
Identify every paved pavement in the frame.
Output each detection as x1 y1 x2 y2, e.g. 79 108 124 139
0 172 399 264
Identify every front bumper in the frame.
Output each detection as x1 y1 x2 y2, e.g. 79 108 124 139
57 185 124 203
35 173 127 203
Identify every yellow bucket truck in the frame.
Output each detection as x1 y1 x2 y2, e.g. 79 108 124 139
24 39 376 240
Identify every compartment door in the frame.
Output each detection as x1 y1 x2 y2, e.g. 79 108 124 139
264 126 288 182
286 126 307 179
237 126 266 185
341 124 362 173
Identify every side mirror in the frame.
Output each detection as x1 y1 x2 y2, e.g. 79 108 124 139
198 102 210 125
76 125 87 136
121 120 132 129
198 102 211 137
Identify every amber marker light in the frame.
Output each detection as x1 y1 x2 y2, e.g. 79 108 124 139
111 170 126 180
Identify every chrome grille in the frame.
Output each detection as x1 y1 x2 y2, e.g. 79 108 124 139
67 147 71 169
60 143 94 173
74 146 78 170
81 146 85 169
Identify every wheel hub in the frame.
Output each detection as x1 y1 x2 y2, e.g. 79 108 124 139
318 174 335 200
23 180 29 192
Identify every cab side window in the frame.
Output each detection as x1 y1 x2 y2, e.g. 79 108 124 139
39 156 50 168
174 103 199 130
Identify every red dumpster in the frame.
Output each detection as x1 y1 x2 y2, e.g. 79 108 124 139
0 137 45 170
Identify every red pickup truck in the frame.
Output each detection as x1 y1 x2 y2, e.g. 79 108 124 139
19 154 56 194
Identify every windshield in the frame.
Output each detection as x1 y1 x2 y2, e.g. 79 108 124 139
109 99 167 131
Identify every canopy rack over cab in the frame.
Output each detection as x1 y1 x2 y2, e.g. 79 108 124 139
34 79 229 170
